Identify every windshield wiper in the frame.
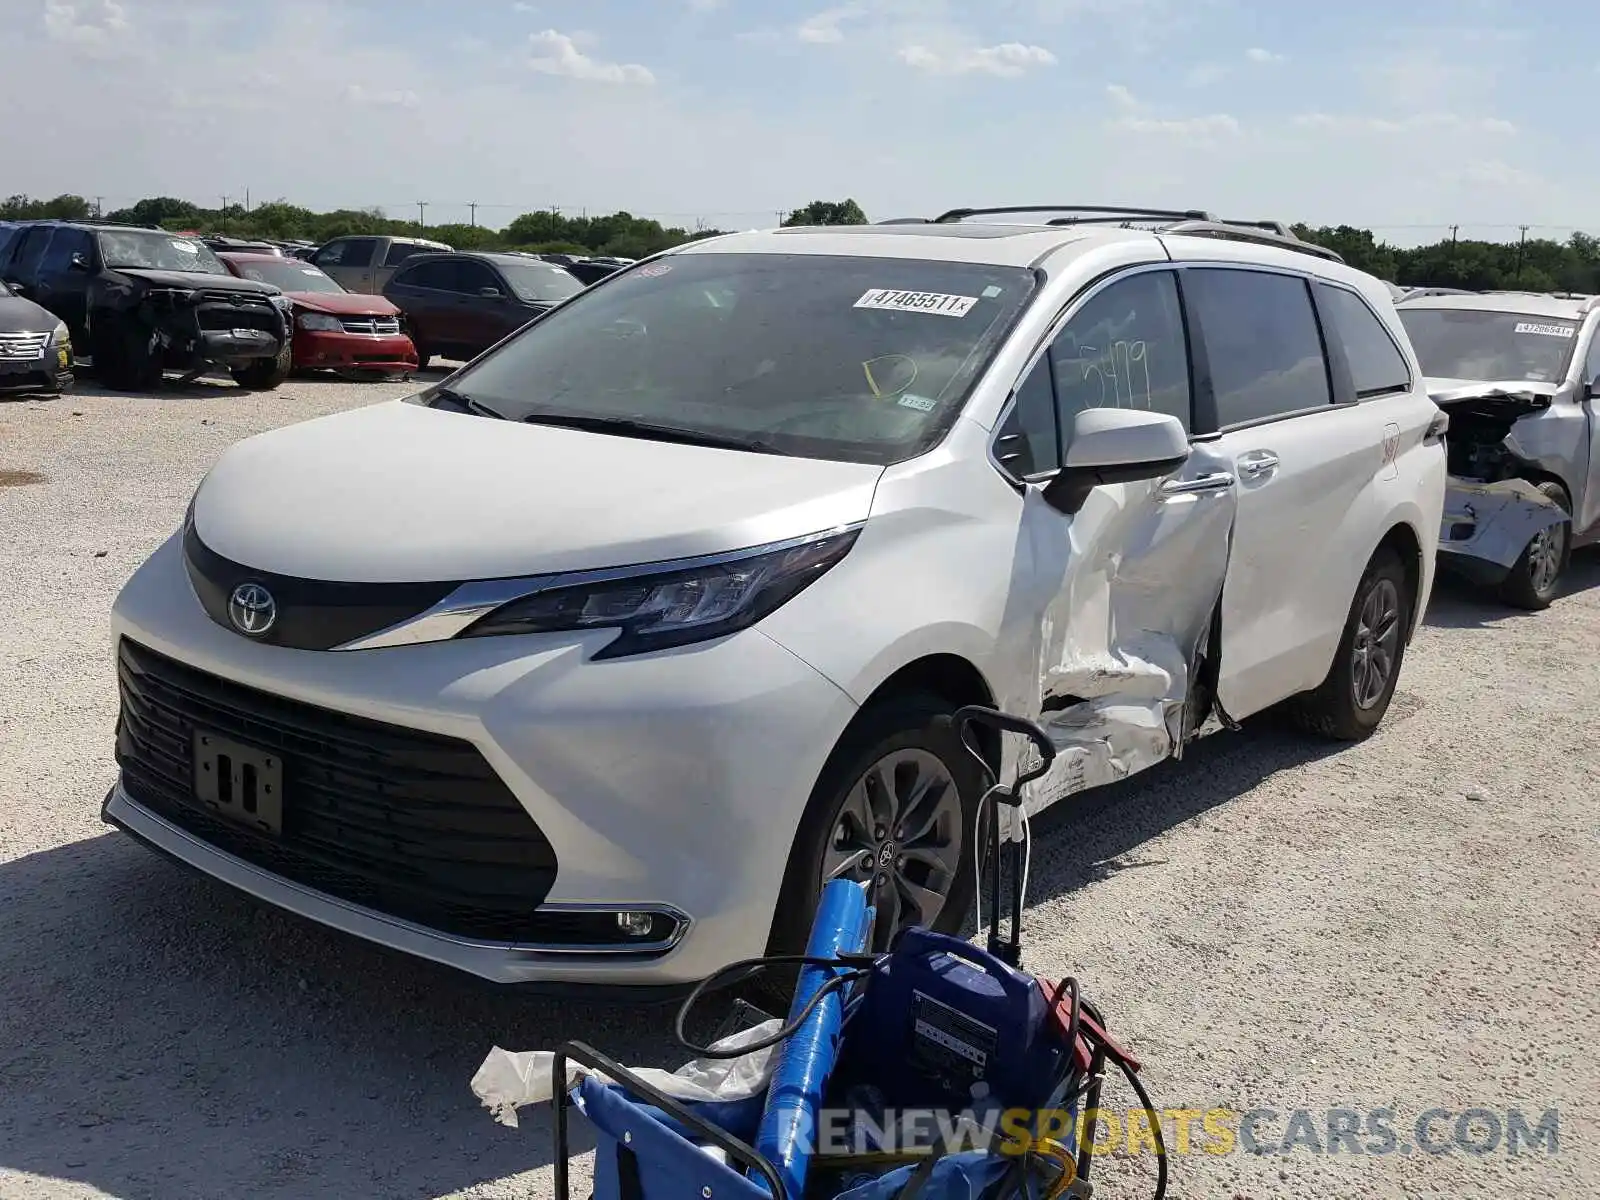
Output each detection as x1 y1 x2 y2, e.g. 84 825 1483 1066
519 412 790 455
428 386 509 420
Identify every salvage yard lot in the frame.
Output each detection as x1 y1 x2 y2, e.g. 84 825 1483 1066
2 377 1597 1200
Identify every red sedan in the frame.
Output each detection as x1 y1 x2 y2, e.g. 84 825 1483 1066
217 252 419 379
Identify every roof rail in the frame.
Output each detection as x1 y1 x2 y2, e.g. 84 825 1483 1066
927 205 1341 263
1161 219 1345 263
933 205 1213 224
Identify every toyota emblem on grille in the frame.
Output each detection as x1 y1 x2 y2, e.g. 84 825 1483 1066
228 582 277 636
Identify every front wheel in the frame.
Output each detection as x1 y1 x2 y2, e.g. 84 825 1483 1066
1288 548 1411 741
768 695 985 965
231 344 291 391
1496 481 1571 611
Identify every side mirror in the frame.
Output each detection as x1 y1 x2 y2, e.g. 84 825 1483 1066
479 287 503 299
69 252 90 272
1587 377 1600 401
1039 409 1191 515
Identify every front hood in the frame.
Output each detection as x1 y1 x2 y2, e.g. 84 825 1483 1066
0 295 59 333
192 401 884 582
1425 377 1560 410
288 291 399 316
113 268 278 295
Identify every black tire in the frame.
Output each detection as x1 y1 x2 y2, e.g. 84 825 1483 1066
764 694 986 986
1288 548 1411 741
93 321 161 392
412 341 432 372
1496 481 1571 611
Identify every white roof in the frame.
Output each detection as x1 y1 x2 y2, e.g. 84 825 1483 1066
674 222 1155 268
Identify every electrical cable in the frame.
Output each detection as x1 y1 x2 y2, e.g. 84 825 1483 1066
673 953 880 1058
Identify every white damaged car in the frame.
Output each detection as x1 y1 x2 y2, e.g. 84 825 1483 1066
1397 290 1600 609
106 208 1446 992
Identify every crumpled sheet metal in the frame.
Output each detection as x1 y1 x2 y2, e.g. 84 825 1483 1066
994 446 1238 828
1439 476 1568 571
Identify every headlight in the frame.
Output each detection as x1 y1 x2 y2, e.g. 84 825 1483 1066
459 527 861 658
49 322 69 346
298 312 343 332
269 293 293 311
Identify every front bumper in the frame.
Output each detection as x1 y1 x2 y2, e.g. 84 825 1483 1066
107 531 859 986
1437 477 1568 586
292 329 417 374
0 342 73 393
197 328 281 364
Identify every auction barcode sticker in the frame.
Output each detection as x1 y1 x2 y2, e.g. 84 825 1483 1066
855 289 979 317
1514 322 1575 338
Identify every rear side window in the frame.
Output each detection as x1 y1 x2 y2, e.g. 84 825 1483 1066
395 259 458 291
1317 283 1410 397
11 227 53 276
384 242 430 267
1048 270 1192 453
1187 269 1331 426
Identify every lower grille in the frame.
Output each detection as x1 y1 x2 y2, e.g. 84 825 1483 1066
114 638 563 942
196 294 280 335
340 316 402 336
0 331 50 359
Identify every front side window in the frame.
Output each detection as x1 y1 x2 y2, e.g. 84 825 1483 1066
1585 323 1600 388
1317 283 1410 397
439 252 1036 465
1187 269 1331 426
1397 306 1580 385
1048 270 1192 453
493 260 585 304
97 230 227 275
39 228 93 274
453 260 500 295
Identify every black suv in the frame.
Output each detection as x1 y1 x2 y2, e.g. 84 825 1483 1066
0 221 292 391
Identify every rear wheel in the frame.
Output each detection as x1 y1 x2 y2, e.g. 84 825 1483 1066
1288 548 1411 741
765 695 984 982
1497 481 1571 611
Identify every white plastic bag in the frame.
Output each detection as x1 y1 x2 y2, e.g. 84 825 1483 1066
471 1017 784 1128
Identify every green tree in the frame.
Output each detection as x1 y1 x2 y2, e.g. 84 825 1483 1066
0 193 94 220
106 196 201 227
782 198 869 227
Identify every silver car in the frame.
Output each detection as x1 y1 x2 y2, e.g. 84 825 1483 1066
1397 291 1600 609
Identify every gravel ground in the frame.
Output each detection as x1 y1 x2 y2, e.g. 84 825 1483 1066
2 374 1596 1200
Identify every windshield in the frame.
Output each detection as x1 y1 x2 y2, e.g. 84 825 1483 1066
99 230 228 275
494 260 585 304
229 259 345 294
440 251 1036 464
1398 307 1579 384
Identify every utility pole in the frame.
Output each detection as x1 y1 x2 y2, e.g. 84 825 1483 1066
94 196 104 218
1449 224 1458 245
469 202 477 227
417 201 427 230
1516 225 1529 286
220 195 229 233
245 187 251 213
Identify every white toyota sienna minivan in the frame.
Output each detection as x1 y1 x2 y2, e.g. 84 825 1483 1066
106 208 1447 993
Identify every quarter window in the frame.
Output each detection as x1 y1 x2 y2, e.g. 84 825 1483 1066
1187 269 1332 426
1317 283 1410 397
995 357 1060 476
1048 270 1192 454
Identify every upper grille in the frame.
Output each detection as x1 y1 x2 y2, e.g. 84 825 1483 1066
182 521 457 651
340 316 402 336
114 638 563 942
196 293 280 335
0 332 50 360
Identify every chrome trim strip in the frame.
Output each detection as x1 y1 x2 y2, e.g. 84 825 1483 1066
106 783 692 957
333 522 866 651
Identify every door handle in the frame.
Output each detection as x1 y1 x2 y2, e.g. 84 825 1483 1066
1237 450 1279 479
1159 471 1236 497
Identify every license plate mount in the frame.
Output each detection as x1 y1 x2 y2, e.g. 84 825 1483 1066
193 730 284 837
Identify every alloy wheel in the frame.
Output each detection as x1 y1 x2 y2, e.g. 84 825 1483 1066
1350 577 1402 711
819 747 963 950
1527 522 1567 598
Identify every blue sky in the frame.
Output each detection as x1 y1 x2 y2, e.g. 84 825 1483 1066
5 0 1594 245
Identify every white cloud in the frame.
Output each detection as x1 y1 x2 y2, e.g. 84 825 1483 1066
344 84 420 108
687 0 724 10
1293 112 1515 135
897 42 1057 77
1185 63 1227 86
1245 47 1283 64
528 29 655 84
796 7 862 44
511 2 538 12
43 0 130 53
1104 84 1237 137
